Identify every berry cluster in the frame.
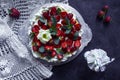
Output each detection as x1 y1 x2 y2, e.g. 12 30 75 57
30 6 82 60
97 5 111 23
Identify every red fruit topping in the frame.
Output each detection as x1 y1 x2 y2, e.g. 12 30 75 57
32 25 40 33
102 5 109 12
45 45 54 51
48 20 53 28
70 18 76 25
97 10 105 19
56 30 62 36
74 40 81 48
38 20 44 26
33 36 38 42
57 54 63 60
50 7 57 15
61 20 67 25
32 46 39 52
42 11 49 19
104 16 111 23
66 39 73 47
36 40 41 47
56 24 62 29
41 25 48 30
61 41 67 49
9 8 20 18
68 33 74 39
67 13 73 20
74 23 81 31
55 15 60 22
71 47 77 52
51 50 57 57
41 53 48 57
60 11 67 18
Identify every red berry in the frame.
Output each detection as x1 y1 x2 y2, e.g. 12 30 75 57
32 25 40 33
104 16 111 23
74 24 81 31
51 50 57 57
32 46 39 52
56 24 62 29
48 20 53 28
9 8 20 18
36 40 41 47
70 18 76 25
102 5 109 12
55 15 60 22
56 29 62 36
33 36 38 42
61 20 67 25
97 10 105 19
38 20 44 26
61 41 67 49
67 13 73 20
42 11 49 19
50 7 57 15
60 12 67 18
66 39 73 47
57 54 63 60
71 47 77 52
74 40 81 48
41 25 48 30
45 45 54 51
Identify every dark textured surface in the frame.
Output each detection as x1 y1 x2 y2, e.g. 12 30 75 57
45 0 120 80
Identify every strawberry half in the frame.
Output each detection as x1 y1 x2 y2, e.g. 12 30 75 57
9 8 20 18
32 46 39 52
74 23 81 31
74 40 81 48
50 7 57 15
70 18 76 25
55 15 60 22
57 54 63 60
41 25 48 30
67 13 73 20
56 24 62 29
61 41 67 49
66 39 73 47
42 11 50 20
51 50 57 57
45 45 54 51
32 25 40 33
38 20 44 26
36 40 41 47
60 11 67 18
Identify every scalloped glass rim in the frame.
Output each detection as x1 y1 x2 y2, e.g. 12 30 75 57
18 3 92 66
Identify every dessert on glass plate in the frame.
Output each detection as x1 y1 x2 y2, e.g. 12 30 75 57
20 3 92 65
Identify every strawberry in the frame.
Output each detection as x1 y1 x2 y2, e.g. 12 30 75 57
56 29 62 36
67 13 73 20
61 20 67 25
32 46 39 52
57 54 63 60
97 10 105 19
60 11 67 18
51 50 57 57
56 24 62 29
74 23 81 31
36 40 41 47
41 53 48 57
104 16 111 23
61 41 67 49
32 25 40 33
38 20 44 26
55 15 60 22
70 47 77 52
70 18 76 25
33 36 38 42
9 8 20 18
50 7 57 15
74 40 81 48
42 11 50 19
45 45 54 51
41 25 48 30
66 39 73 47
102 5 109 13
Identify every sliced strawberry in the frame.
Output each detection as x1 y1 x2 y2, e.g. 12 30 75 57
42 11 50 19
66 39 73 47
45 45 54 51
51 50 57 57
36 40 41 47
70 47 77 52
67 13 73 20
56 24 61 29
32 46 39 52
74 40 81 48
57 54 63 60
32 25 40 33
61 20 67 25
61 41 67 49
50 7 57 15
60 11 67 18
74 23 81 31
70 18 76 25
56 29 62 36
55 15 60 22
38 20 44 26
68 33 74 39
41 25 48 30
33 36 38 42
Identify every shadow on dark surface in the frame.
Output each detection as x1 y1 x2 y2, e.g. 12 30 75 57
45 0 120 80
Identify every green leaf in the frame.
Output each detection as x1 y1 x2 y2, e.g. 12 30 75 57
65 29 71 34
73 31 79 40
56 48 64 54
39 46 45 53
29 32 35 39
51 16 57 27
57 8 61 14
54 37 60 45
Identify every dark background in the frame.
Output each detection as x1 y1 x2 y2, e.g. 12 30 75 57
45 0 120 80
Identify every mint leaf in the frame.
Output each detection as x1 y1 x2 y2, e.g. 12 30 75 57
56 48 64 54
65 29 71 34
39 46 45 53
51 16 57 27
39 16 47 24
73 31 79 40
54 37 60 45
29 32 35 39
57 8 61 14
